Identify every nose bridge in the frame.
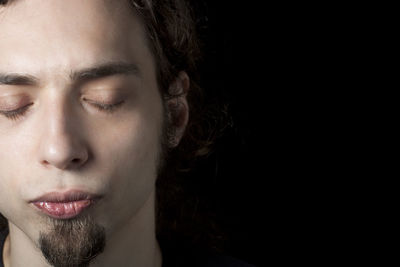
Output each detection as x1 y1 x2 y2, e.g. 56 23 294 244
38 92 89 170
46 92 73 137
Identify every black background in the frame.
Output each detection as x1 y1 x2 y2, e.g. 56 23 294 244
193 2 265 266
189 2 363 266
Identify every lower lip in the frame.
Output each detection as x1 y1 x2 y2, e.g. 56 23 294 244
32 200 93 219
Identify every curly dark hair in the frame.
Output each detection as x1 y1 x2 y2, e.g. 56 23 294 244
0 0 229 253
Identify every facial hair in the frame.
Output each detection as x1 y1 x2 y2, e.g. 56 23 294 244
39 216 106 267
36 99 174 267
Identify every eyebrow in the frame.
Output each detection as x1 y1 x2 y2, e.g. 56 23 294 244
0 62 140 86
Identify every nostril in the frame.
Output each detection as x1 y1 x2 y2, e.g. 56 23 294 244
72 158 81 163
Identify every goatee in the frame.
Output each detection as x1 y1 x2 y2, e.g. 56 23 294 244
39 216 106 267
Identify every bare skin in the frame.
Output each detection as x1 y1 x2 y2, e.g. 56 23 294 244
0 0 189 266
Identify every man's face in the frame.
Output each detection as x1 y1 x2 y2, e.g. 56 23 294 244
0 0 164 257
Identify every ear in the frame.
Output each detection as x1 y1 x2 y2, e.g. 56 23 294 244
166 71 190 148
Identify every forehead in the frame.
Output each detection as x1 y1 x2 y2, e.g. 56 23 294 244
0 0 153 76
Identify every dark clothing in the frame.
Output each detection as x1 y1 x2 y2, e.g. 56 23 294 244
0 228 255 267
0 228 7 267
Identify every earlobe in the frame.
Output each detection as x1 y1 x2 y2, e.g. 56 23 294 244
167 71 190 148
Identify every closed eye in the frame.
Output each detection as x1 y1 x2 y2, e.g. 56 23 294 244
0 99 125 122
84 98 125 113
0 103 33 121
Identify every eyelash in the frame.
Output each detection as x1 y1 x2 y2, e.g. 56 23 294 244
0 101 124 121
84 99 125 113
0 103 33 121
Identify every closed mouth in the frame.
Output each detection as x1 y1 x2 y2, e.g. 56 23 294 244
30 190 101 219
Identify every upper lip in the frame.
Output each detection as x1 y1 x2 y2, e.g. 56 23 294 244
30 190 101 203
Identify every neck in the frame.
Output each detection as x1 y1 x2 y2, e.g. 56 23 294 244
5 191 162 267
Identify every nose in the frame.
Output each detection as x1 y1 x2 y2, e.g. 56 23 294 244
38 100 89 170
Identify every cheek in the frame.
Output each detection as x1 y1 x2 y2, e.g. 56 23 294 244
90 107 163 186
91 111 164 227
0 136 27 192
0 138 29 221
